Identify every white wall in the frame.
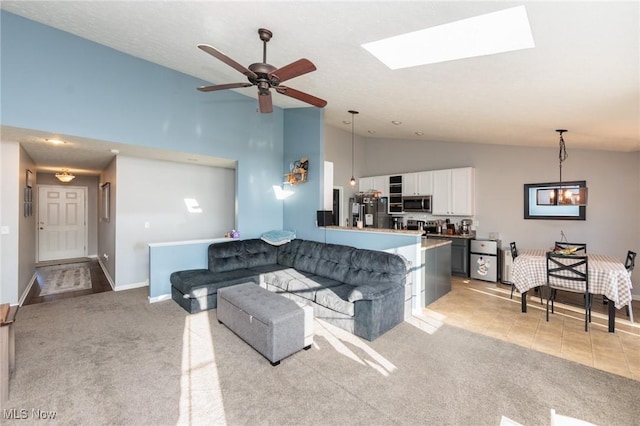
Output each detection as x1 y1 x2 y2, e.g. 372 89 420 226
18 146 37 300
99 158 117 286
0 142 20 303
113 156 235 288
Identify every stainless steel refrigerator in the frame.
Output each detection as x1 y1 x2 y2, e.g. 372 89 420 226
348 195 389 228
470 239 501 282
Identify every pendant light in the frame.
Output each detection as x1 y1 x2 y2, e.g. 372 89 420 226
536 129 588 206
348 110 359 187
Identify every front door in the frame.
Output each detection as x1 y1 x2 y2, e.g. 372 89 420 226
38 185 87 262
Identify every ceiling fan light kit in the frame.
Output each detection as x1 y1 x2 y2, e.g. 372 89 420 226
197 28 327 113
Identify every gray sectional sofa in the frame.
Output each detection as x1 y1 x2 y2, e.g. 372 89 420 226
170 238 409 341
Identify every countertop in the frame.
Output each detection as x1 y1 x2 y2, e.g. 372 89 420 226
322 226 423 236
421 238 452 250
425 231 476 240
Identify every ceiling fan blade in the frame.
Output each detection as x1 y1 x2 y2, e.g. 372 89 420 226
275 86 327 108
269 59 316 83
197 82 252 92
258 91 273 113
197 44 257 79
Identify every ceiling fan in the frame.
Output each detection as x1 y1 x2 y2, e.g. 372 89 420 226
197 28 327 113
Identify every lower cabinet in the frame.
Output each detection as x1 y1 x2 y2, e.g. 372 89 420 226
451 239 470 277
428 237 470 277
422 243 452 307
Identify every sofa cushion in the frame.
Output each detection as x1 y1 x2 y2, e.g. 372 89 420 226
170 268 258 297
293 240 324 274
209 241 248 273
344 249 407 287
316 244 355 283
244 239 278 268
247 264 288 275
314 284 356 316
286 275 344 302
277 239 303 267
261 268 312 291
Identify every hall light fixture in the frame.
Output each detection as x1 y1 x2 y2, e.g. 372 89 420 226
348 110 359 187
536 130 588 206
55 169 76 183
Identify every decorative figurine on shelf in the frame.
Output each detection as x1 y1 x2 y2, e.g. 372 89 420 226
224 230 240 238
285 157 309 184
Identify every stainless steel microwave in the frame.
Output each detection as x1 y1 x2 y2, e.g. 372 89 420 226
402 196 432 213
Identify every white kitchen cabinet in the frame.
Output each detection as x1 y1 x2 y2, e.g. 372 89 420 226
373 175 389 197
402 173 418 196
417 171 433 195
403 171 433 196
431 167 474 216
359 175 388 196
358 176 374 193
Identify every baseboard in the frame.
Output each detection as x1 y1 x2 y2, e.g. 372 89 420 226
97 258 116 290
149 294 171 303
19 272 37 306
115 281 148 292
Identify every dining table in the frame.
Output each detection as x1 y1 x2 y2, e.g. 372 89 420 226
512 249 633 332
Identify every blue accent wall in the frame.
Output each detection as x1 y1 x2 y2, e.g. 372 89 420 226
0 11 296 238
282 108 325 241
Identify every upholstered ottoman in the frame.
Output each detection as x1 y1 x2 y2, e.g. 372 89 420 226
217 282 313 366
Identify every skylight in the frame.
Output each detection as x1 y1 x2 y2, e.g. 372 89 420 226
362 5 535 69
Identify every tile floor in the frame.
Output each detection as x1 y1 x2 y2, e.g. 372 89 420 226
423 277 640 381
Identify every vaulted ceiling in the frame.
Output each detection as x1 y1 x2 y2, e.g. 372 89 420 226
2 1 639 174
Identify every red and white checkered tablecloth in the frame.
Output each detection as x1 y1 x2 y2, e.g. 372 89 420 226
512 249 633 310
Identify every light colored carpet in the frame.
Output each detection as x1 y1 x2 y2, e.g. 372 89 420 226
7 288 640 425
39 264 92 296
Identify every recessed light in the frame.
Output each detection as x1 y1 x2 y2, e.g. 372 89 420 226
367 130 376 135
415 131 424 136
342 120 351 125
46 138 65 145
391 121 402 126
362 5 534 69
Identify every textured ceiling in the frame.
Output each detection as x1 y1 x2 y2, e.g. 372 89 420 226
2 1 639 174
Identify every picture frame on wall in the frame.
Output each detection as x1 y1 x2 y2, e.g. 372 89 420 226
26 169 33 188
101 182 110 222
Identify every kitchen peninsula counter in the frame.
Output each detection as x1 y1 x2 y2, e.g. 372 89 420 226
422 238 452 250
425 232 476 240
323 226 423 236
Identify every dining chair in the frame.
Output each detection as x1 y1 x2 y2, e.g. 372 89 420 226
625 250 636 322
509 242 518 299
602 250 635 322
546 252 591 331
554 241 587 254
509 241 543 305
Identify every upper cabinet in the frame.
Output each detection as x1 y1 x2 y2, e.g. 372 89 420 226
358 176 374 193
431 167 475 216
403 171 433 196
358 175 389 197
402 173 418 196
